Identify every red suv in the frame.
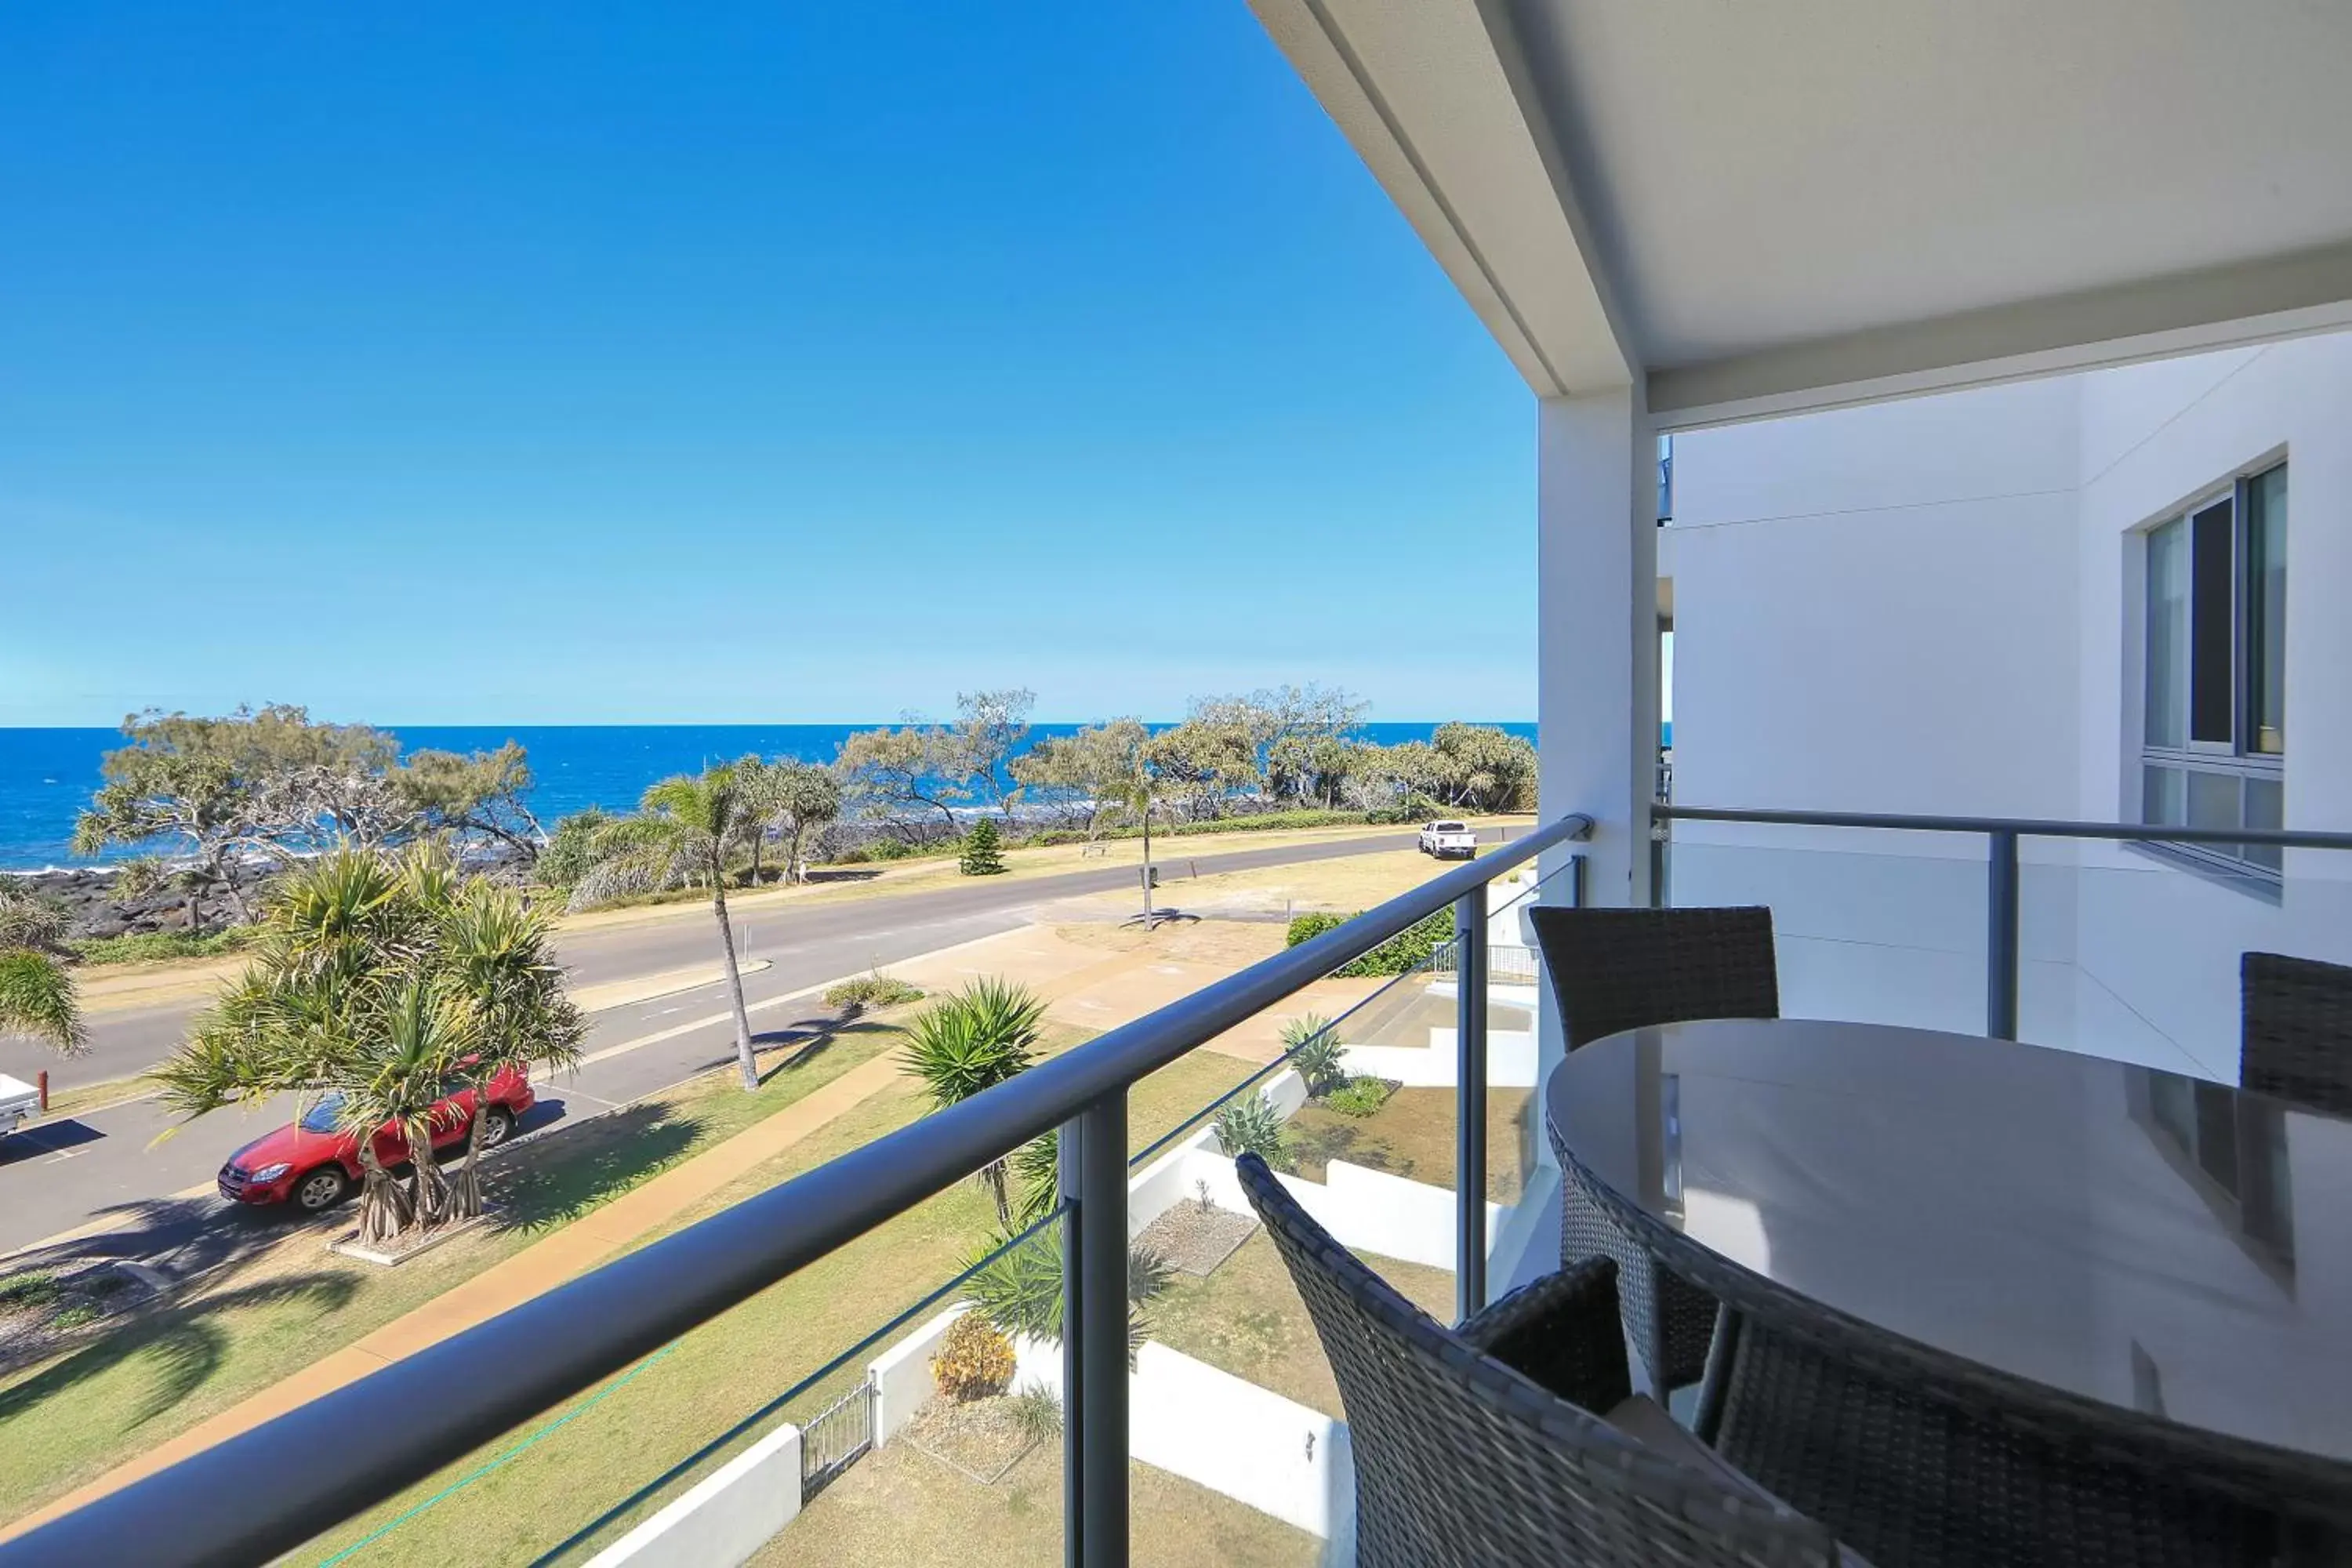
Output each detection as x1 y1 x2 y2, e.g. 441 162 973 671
216 1065 535 1214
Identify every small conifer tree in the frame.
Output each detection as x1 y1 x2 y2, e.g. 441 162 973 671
959 818 1008 876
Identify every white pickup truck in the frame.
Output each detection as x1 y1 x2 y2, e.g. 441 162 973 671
1 1073 40 1138
1417 820 1479 859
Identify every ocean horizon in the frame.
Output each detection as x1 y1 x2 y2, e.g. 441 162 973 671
0 720 1563 872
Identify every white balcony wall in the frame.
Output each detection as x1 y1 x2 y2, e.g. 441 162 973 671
1666 336 2352 1080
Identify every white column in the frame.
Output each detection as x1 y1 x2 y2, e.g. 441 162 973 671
1491 384 1658 1297
1537 386 1660 906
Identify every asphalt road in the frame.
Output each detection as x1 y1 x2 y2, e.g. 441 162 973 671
0 828 1446 1264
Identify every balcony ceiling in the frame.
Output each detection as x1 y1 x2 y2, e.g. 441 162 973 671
1250 0 2352 426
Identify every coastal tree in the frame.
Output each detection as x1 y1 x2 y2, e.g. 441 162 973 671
0 886 85 1055
901 979 1044 1225
1191 684 1365 800
1142 717 1258 821
942 688 1036 823
390 743 546 865
733 757 840 886
834 724 960 838
568 766 764 1090
764 760 840 884
74 720 264 928
1010 717 1149 840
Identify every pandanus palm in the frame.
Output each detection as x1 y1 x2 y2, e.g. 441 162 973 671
901 978 1045 1225
0 887 86 1055
158 843 582 1243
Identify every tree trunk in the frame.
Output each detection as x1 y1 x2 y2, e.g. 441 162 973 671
406 1118 452 1229
355 1139 411 1247
746 832 765 888
449 1086 490 1220
984 1160 1011 1228
712 882 759 1090
184 884 205 937
784 825 807 884
1140 809 1155 927
215 856 254 925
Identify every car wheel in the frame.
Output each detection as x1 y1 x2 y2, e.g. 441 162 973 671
476 1105 515 1150
293 1166 351 1213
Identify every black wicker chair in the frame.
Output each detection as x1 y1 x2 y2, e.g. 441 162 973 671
2241 951 2352 1116
1530 904 1780 1392
1232 1151 1858 1568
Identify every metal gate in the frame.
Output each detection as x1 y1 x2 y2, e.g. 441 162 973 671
798 1378 875 1504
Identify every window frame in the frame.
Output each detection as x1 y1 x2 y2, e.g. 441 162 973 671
2132 457 2286 893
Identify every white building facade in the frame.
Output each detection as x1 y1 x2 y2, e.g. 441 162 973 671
1665 338 2352 1081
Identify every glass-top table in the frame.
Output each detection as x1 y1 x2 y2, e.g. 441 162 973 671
1543 1017 2352 1472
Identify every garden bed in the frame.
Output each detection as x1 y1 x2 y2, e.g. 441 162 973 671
903 1393 1046 1485
1134 1198 1258 1276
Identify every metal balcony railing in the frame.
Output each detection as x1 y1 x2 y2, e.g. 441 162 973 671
0 814 1595 1568
1654 804 2352 1040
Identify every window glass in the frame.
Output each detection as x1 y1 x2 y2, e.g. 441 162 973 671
2245 778 2283 874
2143 765 2185 828
2247 464 2287 754
2144 518 2188 749
2189 499 2235 744
2186 770 2238 837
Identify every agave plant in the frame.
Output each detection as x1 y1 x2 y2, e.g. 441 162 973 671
901 978 1046 1225
1214 1089 1294 1173
1279 1012 1346 1095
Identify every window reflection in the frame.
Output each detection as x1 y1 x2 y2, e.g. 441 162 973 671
2138 1069 2296 1278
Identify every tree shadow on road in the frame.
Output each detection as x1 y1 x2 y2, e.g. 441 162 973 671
485 1102 701 1238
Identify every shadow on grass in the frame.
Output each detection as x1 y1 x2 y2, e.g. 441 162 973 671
0 1272 358 1430
488 1104 704 1237
1286 1116 1410 1184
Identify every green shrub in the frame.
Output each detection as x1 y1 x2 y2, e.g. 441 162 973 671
1324 1076 1393 1117
822 972 924 1012
1283 907 1452 976
1338 907 1455 976
866 837 920 862
959 818 1008 876
1007 1383 1063 1443
535 808 615 888
1213 1090 1294 1172
0 1269 58 1309
67 927 260 967
1280 1013 1347 1094
1284 912 1347 947
966 1228 1157 1364
1366 793 1443 826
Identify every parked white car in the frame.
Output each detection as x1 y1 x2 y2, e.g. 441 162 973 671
1 1073 40 1138
1417 820 1478 859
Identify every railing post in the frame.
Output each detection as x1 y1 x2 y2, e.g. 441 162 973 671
1455 888 1490 1321
1070 1092 1127 1567
1058 1114 1085 1568
1987 829 2020 1041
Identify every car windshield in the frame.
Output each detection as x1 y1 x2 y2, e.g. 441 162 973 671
300 1094 347 1134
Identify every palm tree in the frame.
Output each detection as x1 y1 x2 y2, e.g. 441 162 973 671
901 978 1045 1225
156 843 581 1244
0 887 85 1054
570 766 761 1089
408 848 585 1218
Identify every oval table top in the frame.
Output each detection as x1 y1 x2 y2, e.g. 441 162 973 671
1544 1017 2352 1468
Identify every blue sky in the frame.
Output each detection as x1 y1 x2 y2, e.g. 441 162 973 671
0 2 1536 727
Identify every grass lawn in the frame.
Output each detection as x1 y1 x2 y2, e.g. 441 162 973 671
770 1438 1319 1568
1285 1085 1535 1203
1148 1228 1454 1419
0 1014 914 1529
286 1044 1263 1566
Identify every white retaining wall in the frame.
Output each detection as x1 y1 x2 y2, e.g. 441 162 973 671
870 1304 967 1448
583 1423 802 1568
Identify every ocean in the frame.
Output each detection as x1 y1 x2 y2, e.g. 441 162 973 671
0 722 1544 872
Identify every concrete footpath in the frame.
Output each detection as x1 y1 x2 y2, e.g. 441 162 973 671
2 926 1208 1543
